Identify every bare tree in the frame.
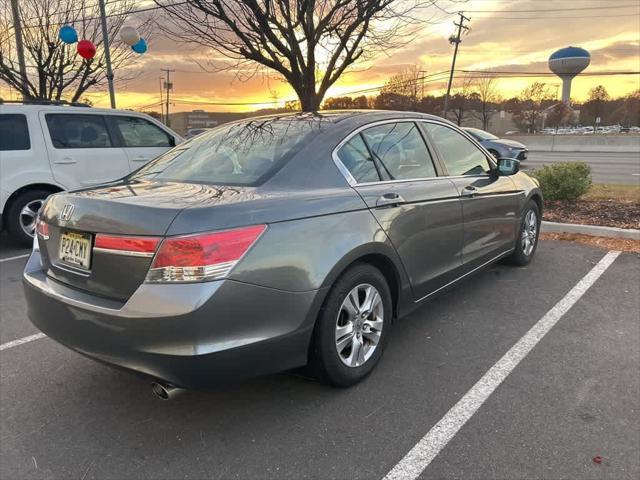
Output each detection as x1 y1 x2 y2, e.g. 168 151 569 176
448 75 474 126
471 73 501 130
154 0 435 111
513 82 554 133
0 0 152 102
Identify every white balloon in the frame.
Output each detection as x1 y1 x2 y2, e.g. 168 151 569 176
119 25 140 46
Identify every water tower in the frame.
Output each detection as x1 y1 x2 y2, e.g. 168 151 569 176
548 46 590 105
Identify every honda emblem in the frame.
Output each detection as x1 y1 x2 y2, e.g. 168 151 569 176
60 204 75 222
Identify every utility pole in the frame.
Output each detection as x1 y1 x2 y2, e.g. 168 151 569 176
159 77 165 123
419 69 428 102
10 0 29 98
161 69 174 127
98 0 116 108
443 11 470 118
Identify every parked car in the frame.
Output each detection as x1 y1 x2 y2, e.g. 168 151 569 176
23 111 542 397
463 127 528 160
0 102 183 245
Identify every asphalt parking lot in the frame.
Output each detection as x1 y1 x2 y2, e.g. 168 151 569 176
1 235 638 480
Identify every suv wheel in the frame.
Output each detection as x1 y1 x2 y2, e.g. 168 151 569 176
6 190 50 246
310 263 392 387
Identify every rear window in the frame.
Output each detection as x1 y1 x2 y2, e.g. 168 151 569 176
45 114 113 148
0 114 30 151
131 115 326 186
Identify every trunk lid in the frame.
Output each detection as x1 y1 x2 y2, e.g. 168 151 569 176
38 180 252 301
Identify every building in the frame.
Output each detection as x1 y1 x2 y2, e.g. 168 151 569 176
167 110 248 136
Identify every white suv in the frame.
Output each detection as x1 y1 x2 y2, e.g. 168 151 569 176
0 103 182 245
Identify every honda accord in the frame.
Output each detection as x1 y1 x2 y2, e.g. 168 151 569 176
23 111 542 395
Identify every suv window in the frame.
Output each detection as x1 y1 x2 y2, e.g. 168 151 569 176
45 114 113 149
361 122 437 180
425 124 491 176
113 116 172 147
0 114 30 151
337 134 380 183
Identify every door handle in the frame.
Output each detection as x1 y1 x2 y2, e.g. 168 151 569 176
376 192 405 208
54 156 76 164
460 185 477 198
132 155 149 161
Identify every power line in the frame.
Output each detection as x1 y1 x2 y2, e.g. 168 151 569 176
464 4 640 13
472 13 639 20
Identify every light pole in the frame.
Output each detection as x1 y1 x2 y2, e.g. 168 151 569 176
10 0 29 98
98 0 116 108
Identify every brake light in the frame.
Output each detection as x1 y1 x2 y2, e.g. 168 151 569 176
36 219 49 239
94 234 160 257
146 225 266 283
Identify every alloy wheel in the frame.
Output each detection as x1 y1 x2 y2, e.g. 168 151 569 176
19 199 44 238
521 209 538 256
335 283 384 367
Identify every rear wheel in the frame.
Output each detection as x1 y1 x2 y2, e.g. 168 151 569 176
309 263 392 387
507 200 540 266
6 189 51 246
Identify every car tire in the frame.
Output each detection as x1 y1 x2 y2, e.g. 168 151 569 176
6 189 51 247
309 263 392 387
507 200 541 266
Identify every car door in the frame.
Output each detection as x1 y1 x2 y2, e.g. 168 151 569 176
41 112 130 189
335 120 464 301
422 122 519 268
107 115 175 171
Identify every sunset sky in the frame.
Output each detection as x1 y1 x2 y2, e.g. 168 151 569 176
5 0 640 112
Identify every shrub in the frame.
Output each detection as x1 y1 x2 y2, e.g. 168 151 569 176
531 162 592 202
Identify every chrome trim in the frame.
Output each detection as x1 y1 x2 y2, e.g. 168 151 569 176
331 117 498 187
415 249 513 304
93 247 155 258
52 261 91 277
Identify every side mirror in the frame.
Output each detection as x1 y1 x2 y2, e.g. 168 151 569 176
497 157 520 176
169 136 177 147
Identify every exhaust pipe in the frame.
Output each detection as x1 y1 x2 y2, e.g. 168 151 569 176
151 381 184 400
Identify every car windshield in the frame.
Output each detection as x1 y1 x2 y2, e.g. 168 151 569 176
465 128 498 141
131 114 327 186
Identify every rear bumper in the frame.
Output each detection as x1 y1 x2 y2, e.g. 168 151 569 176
23 251 325 388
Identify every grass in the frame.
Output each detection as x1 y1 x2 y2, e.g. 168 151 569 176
582 184 640 202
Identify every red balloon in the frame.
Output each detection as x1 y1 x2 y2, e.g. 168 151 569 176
77 39 96 59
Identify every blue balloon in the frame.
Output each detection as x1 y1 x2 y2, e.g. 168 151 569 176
131 38 147 54
58 25 78 44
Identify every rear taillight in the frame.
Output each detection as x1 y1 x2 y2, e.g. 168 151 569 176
36 218 49 239
146 225 266 283
94 234 161 257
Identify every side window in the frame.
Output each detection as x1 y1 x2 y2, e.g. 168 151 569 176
337 134 380 183
45 114 113 149
113 116 172 147
0 114 30 151
424 124 491 176
361 122 437 180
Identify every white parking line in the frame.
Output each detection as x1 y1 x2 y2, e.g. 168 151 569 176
383 250 621 480
0 253 29 263
0 333 46 352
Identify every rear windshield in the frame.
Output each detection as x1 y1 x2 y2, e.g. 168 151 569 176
131 115 326 186
465 128 498 141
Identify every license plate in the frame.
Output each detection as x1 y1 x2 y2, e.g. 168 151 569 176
59 231 92 270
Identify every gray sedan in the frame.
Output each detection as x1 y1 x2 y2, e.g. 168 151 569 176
463 127 528 161
23 111 542 397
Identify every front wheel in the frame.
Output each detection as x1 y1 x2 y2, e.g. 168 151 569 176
309 263 392 387
507 201 541 266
